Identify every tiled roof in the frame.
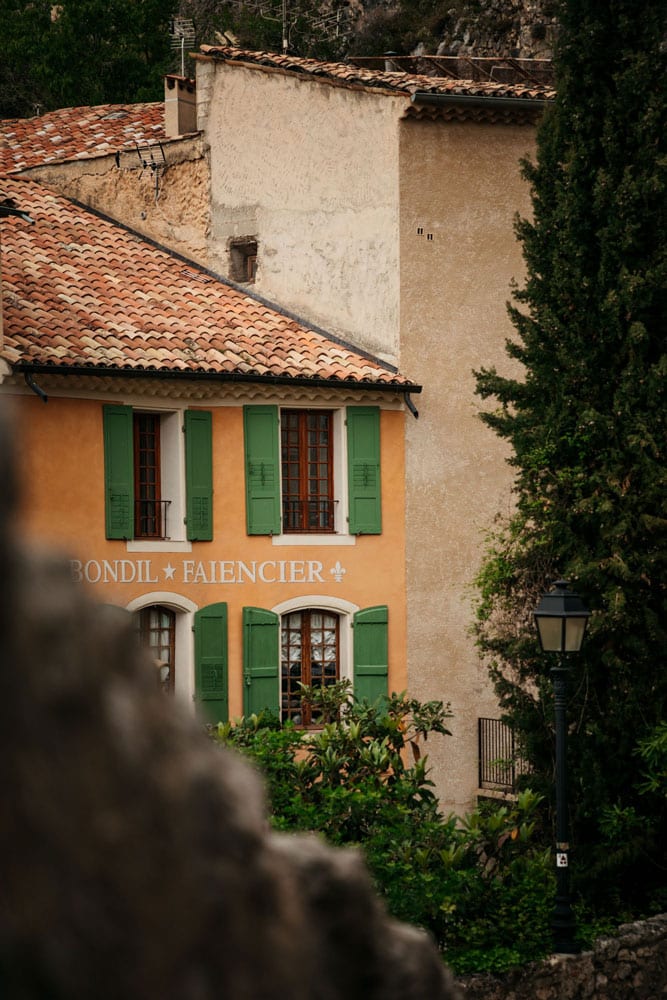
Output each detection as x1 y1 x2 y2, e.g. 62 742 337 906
0 103 165 175
0 178 413 390
198 45 555 104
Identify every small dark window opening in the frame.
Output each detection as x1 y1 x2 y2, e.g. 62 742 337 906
229 237 258 283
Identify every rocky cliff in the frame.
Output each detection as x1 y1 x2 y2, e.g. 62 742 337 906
350 0 559 60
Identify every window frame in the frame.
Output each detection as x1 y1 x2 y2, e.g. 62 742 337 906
244 404 381 542
138 603 176 694
281 408 335 534
281 608 340 726
127 593 197 703
104 403 211 550
229 237 258 284
244 599 388 719
133 412 164 539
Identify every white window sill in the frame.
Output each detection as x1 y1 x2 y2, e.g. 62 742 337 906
272 534 356 547
126 540 193 553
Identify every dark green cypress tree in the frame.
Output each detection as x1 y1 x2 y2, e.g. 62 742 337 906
475 0 667 912
0 0 178 117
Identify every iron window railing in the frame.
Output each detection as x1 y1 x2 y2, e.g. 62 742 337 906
478 717 529 792
282 498 338 534
135 499 171 540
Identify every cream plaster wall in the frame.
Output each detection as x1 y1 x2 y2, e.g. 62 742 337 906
399 119 535 813
196 58 539 813
200 62 404 364
21 138 210 267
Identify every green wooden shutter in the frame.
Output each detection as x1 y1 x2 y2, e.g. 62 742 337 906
243 405 281 535
353 605 388 703
243 607 280 717
194 602 228 724
347 406 382 534
103 404 134 540
185 409 213 541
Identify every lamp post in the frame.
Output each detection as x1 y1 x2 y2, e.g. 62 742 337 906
533 579 590 955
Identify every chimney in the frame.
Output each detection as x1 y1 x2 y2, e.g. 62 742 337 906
164 75 197 138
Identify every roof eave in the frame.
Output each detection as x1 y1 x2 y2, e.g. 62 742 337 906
9 360 422 394
410 91 551 111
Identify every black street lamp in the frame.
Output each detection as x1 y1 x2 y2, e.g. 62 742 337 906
533 579 590 955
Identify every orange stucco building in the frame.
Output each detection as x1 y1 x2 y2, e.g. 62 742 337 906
0 177 415 726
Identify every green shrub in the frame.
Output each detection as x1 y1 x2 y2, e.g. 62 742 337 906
210 690 554 974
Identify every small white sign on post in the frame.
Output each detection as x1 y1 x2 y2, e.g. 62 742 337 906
556 852 569 868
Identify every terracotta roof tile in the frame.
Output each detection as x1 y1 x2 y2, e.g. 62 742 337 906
1 178 413 391
0 103 166 174
198 45 555 104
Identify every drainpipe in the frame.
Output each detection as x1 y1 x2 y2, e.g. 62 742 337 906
404 392 419 419
24 372 48 403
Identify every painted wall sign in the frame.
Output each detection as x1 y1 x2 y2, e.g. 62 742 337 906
70 558 348 586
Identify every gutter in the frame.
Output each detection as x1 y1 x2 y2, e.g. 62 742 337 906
411 92 551 111
11 362 422 395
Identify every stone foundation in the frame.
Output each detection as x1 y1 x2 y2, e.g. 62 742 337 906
458 913 667 999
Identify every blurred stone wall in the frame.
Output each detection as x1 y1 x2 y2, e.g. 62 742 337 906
458 914 667 1000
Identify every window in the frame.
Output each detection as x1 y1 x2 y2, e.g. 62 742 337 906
281 610 339 724
127 594 204 713
243 604 388 720
138 605 175 694
134 413 164 538
229 237 258 283
103 405 212 542
243 405 381 537
281 410 334 533
132 599 227 721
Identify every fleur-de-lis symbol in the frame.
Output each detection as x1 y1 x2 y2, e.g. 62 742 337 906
330 560 346 583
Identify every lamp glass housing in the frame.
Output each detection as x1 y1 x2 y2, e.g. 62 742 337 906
533 580 590 653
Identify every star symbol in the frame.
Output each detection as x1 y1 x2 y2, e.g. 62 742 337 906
163 563 176 581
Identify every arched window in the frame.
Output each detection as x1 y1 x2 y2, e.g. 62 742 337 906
138 605 176 694
281 610 339 725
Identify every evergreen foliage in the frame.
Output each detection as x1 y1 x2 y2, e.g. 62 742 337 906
474 0 667 913
211 687 556 973
1 0 177 117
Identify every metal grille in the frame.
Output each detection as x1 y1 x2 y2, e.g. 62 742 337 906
478 717 527 792
282 498 337 533
134 499 171 540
